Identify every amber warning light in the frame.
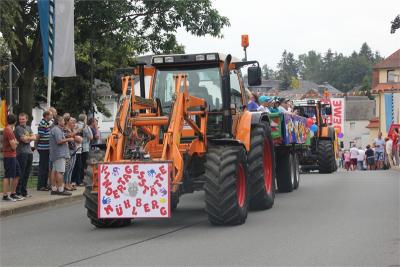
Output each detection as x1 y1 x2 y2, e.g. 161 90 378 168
241 35 249 48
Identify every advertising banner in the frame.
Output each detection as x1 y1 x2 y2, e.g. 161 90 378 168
329 98 345 135
98 163 170 219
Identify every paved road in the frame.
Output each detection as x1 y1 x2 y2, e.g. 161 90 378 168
1 170 399 267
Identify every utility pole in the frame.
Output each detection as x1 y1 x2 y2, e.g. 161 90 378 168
90 38 95 118
9 61 13 113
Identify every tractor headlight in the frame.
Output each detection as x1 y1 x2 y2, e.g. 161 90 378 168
153 57 163 64
164 57 174 63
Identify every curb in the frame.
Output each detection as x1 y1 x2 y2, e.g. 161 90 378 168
0 193 84 218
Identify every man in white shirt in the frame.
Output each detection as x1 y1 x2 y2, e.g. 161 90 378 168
357 147 365 170
349 144 359 171
373 132 385 169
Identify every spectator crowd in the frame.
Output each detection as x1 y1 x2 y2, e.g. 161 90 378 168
2 107 100 201
338 130 400 171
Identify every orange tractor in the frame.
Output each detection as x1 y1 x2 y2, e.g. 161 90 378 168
292 99 338 173
84 53 277 227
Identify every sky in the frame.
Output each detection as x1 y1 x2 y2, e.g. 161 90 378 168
176 0 400 69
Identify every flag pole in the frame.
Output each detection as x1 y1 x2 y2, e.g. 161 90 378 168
47 58 52 109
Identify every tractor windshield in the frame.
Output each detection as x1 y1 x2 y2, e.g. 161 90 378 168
153 67 222 112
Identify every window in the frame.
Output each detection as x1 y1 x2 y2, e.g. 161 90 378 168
387 70 396 83
153 67 222 112
350 121 355 130
230 71 242 108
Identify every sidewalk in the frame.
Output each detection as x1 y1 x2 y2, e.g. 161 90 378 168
0 187 84 217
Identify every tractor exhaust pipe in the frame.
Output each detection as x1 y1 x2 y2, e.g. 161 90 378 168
222 54 232 137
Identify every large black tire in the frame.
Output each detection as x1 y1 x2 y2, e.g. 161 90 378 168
84 148 106 186
84 186 132 228
171 192 179 211
317 140 335 173
276 150 294 193
248 124 276 210
204 145 249 225
292 153 300 190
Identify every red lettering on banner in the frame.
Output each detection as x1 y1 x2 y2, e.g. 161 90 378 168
150 187 158 197
102 179 112 188
133 165 139 174
131 207 137 216
153 179 162 188
160 207 167 216
113 189 120 199
100 165 109 173
144 204 150 213
123 174 131 182
124 199 131 209
136 198 142 207
152 200 159 210
117 184 126 193
105 187 113 196
137 171 145 179
104 204 113 215
138 178 146 187
155 173 164 181
116 204 123 216
159 165 167 175
142 185 149 194
125 165 132 174
117 177 126 185
104 171 110 180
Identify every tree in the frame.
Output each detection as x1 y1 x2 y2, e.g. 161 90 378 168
391 15 400 33
298 50 322 83
277 50 298 89
261 64 276 80
0 0 230 117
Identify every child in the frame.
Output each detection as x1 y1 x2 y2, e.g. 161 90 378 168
344 150 351 171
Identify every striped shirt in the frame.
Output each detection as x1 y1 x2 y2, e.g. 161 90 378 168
37 118 51 150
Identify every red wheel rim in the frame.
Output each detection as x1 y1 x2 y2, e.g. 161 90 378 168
263 140 273 193
236 164 246 208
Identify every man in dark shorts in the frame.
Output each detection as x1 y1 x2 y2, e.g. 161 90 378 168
365 145 375 170
2 114 24 201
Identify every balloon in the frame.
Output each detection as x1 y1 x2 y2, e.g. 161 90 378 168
310 124 318 133
306 118 314 127
338 132 344 139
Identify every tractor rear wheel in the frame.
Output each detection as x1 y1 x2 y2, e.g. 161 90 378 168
248 124 276 210
204 145 249 225
276 151 294 193
84 186 132 228
292 153 300 190
317 140 335 173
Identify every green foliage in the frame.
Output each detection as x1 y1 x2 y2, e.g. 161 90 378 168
294 43 382 92
391 15 400 33
277 50 298 90
261 64 276 80
0 0 229 118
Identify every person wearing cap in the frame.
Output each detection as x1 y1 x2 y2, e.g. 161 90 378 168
269 97 280 113
257 95 271 113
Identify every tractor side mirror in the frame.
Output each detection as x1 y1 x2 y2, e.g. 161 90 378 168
325 106 332 116
247 66 262 86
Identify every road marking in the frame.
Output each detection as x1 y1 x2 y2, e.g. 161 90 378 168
60 220 206 266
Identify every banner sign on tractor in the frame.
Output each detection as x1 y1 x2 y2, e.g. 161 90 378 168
283 114 309 145
328 98 345 136
98 163 170 219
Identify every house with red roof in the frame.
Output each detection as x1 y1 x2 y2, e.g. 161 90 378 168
369 49 400 137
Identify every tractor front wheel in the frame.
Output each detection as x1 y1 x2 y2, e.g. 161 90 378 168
84 186 132 228
204 145 249 225
248 123 276 210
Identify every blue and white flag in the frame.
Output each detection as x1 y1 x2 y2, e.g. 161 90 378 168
38 0 76 77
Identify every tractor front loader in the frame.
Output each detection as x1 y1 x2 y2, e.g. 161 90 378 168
84 53 276 227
